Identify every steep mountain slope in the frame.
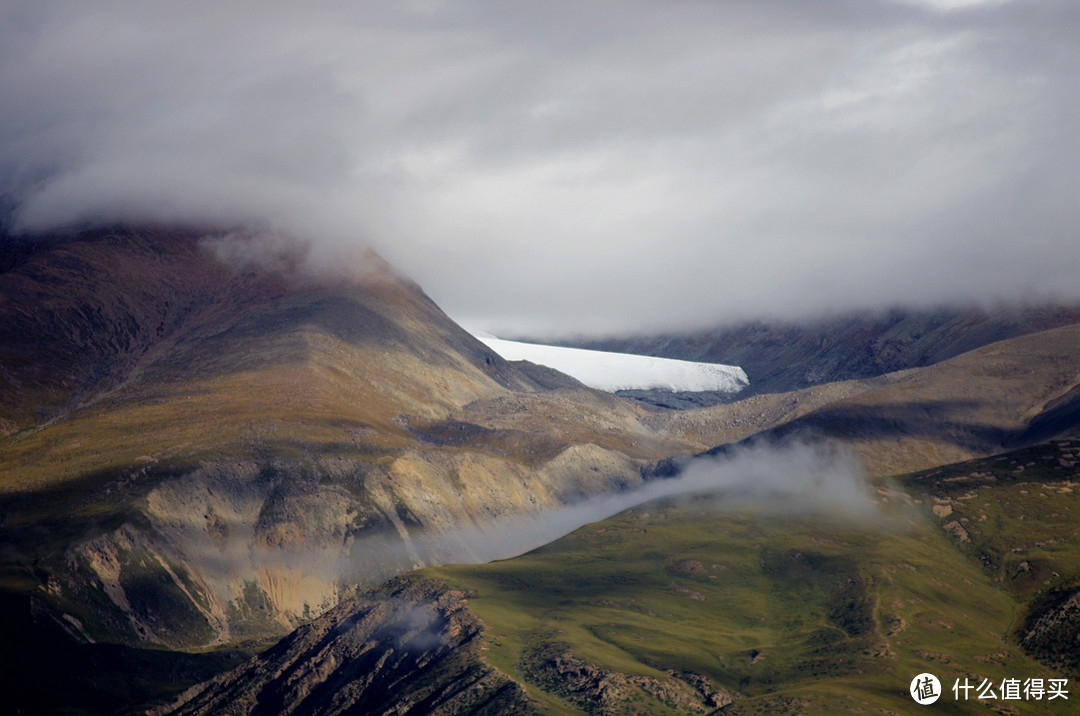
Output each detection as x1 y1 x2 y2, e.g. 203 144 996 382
567 306 1080 397
0 226 249 435
0 226 535 482
0 226 693 653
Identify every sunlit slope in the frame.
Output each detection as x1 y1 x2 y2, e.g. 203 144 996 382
0 227 540 489
431 493 1071 714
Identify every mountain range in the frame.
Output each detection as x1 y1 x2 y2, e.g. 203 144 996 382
563 305 1080 397
2 225 1079 714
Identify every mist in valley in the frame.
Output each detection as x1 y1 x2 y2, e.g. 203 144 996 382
347 439 880 576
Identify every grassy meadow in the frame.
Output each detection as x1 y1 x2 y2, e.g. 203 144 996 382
429 443 1080 714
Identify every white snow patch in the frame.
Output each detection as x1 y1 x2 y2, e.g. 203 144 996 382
473 333 749 394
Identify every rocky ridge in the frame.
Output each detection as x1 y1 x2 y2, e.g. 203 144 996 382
161 577 538 715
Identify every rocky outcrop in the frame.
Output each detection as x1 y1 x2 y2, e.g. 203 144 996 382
1020 586 1080 677
521 640 733 714
162 577 538 716
165 581 737 716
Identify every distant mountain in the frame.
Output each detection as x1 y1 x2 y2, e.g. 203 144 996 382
564 306 1080 396
648 323 1080 476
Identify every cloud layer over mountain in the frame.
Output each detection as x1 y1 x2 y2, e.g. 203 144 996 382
2 1 1076 333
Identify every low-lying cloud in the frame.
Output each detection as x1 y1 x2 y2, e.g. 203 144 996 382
400 439 877 568
2 1 1078 333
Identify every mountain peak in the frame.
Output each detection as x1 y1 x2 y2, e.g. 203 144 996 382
0 225 527 476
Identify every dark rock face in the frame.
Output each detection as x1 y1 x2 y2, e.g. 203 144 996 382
165 578 537 716
1020 586 1080 678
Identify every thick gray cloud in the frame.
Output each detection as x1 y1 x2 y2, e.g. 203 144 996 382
2 0 1076 334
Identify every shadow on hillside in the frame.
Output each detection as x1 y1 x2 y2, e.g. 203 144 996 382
0 591 247 715
704 399 1015 457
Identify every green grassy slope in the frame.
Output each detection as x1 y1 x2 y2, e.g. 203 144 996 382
904 438 1080 678
430 446 1079 714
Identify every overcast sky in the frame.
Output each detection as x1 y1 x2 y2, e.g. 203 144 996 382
1 0 1077 335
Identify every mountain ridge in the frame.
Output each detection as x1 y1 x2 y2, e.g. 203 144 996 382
646 322 1080 477
562 305 1080 397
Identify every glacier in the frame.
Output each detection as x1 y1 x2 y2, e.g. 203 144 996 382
473 333 749 394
